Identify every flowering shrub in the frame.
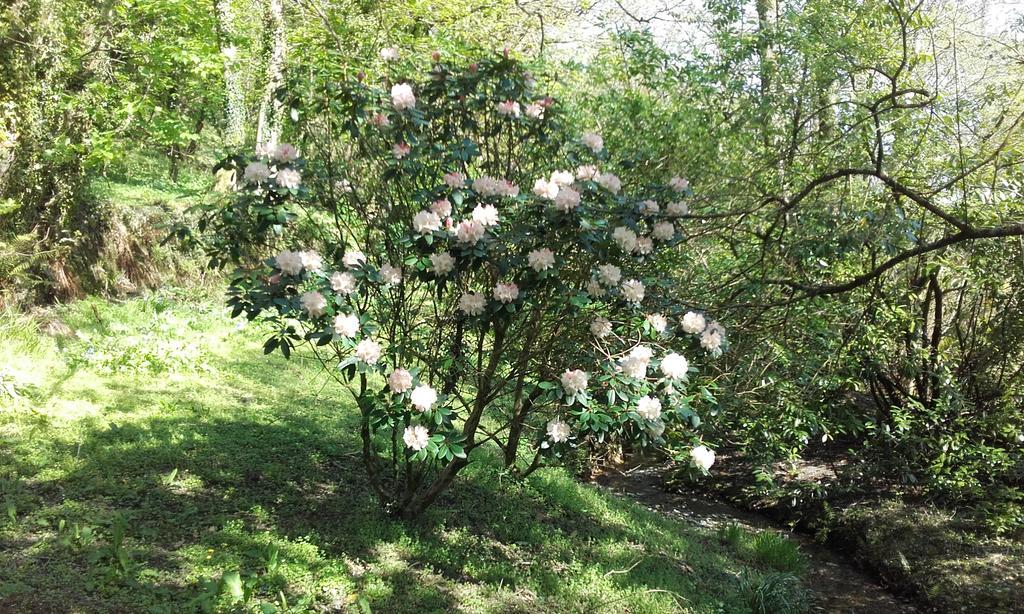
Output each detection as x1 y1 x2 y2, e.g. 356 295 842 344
197 53 725 519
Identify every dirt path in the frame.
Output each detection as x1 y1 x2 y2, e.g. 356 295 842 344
592 464 920 614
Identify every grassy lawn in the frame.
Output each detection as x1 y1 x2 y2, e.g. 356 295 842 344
0 291 807 613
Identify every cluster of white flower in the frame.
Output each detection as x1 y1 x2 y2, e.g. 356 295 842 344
430 252 455 276
552 186 581 212
619 345 653 379
380 263 403 284
666 201 688 217
496 100 521 117
334 313 360 337
669 176 689 192
636 396 662 420
459 291 487 316
276 168 302 189
576 165 599 181
660 352 689 379
527 248 556 272
581 132 603 153
525 102 544 119
300 291 327 317
392 143 411 159
444 172 466 188
547 419 571 443
343 250 366 268
379 47 400 61
388 368 412 393
680 311 706 334
403 425 430 451
620 279 645 304
455 219 486 245
354 338 382 364
611 227 637 252
472 204 500 227
652 221 675 242
492 282 519 303
413 210 442 235
330 271 356 295
243 162 272 183
594 172 621 194
646 313 668 333
276 250 321 276
590 317 613 338
700 322 725 353
560 369 588 396
597 263 621 286
690 444 715 470
472 176 519 198
410 384 438 411
272 143 300 162
391 83 416 110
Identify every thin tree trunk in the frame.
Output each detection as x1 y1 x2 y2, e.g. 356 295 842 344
215 0 246 147
256 0 285 153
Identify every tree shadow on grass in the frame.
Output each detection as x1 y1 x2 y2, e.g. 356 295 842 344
2 361 762 612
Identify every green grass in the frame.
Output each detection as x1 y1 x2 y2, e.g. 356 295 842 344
0 292 809 612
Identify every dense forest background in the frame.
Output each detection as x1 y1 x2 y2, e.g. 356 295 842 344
2 0 1023 611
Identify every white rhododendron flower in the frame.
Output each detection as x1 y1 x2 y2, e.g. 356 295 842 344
553 186 581 212
413 210 442 235
299 251 323 271
379 46 400 61
576 164 599 180
276 250 304 276
533 178 559 200
496 100 521 117
528 248 556 272
630 345 654 362
590 317 613 338
330 271 357 295
560 369 588 395
300 291 327 317
660 352 689 379
547 419 570 443
455 219 486 245
431 199 452 218
595 172 621 194
493 282 519 303
443 172 465 188
636 396 662 420
388 368 413 393
681 311 707 334
404 425 430 451
619 355 648 379
391 83 416 110
472 176 517 198
581 131 603 153
333 313 360 337
355 338 382 364
392 142 411 159
652 221 675 241
380 263 402 284
620 279 645 304
611 226 637 252
343 251 366 269
550 170 574 186
597 263 621 286
667 201 689 217
243 162 271 183
410 384 438 411
525 102 545 119
430 252 455 275
586 278 607 297
635 236 654 255
701 321 725 353
640 200 660 215
472 204 500 227
690 445 716 470
276 168 302 189
669 176 689 192
272 143 299 162
646 313 668 333
459 291 487 316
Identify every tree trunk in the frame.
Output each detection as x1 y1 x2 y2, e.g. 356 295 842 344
215 0 247 147
255 0 285 153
